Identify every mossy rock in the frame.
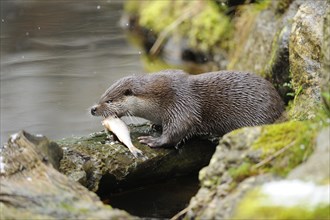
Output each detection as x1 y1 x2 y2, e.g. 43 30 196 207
288 1 329 120
58 124 217 195
288 126 330 183
321 4 330 113
225 121 318 183
186 1 231 52
125 0 232 53
228 0 328 120
185 120 321 219
233 180 330 219
250 121 316 176
233 126 330 219
0 131 132 219
227 0 274 72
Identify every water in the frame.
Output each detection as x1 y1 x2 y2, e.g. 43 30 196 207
0 2 204 219
0 0 144 143
103 174 200 219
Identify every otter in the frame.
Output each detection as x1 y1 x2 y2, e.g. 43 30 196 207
91 69 284 148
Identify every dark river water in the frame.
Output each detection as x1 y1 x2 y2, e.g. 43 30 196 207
0 0 144 143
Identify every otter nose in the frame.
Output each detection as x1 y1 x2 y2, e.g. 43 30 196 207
91 107 97 115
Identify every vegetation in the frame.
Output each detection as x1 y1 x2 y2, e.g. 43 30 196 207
228 120 319 183
233 187 330 219
251 121 316 176
124 0 232 53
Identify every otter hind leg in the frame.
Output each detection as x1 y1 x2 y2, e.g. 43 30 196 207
138 122 193 148
150 124 162 132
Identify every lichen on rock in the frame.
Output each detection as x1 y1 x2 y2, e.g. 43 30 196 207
0 131 132 219
232 126 330 219
184 119 323 219
251 121 316 176
58 124 217 195
227 0 328 120
233 180 330 220
288 1 329 120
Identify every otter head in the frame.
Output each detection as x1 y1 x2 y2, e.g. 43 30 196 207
91 76 137 118
91 74 172 124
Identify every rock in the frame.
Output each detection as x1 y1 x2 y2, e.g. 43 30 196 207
183 127 264 219
1 131 63 171
232 179 329 219
228 1 279 74
58 124 217 195
183 121 319 219
0 125 217 219
24 131 63 170
321 5 330 112
231 127 330 219
264 23 292 103
198 126 262 190
212 174 277 219
288 126 330 182
227 0 303 103
0 131 132 219
228 0 329 118
289 1 329 119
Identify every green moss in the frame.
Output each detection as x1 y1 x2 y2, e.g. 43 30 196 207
252 121 316 176
200 166 222 188
233 188 330 219
228 162 254 182
141 54 212 74
124 0 142 14
322 91 330 114
141 55 178 73
60 202 90 214
202 177 221 188
130 0 232 53
262 28 281 78
288 92 322 120
187 1 232 52
227 121 318 183
139 1 177 33
284 81 295 97
287 63 329 120
254 0 272 11
275 0 294 14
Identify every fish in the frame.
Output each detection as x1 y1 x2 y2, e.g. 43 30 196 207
102 116 144 158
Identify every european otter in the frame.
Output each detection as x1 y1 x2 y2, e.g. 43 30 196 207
91 69 284 148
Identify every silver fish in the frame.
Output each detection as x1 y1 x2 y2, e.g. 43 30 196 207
102 117 144 158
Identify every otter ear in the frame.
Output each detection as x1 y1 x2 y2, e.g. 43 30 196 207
124 89 133 96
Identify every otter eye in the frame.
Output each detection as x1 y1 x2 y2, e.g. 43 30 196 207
106 100 112 104
124 89 133 96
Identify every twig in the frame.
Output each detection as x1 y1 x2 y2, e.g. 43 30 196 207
149 3 201 56
253 141 296 169
170 207 189 220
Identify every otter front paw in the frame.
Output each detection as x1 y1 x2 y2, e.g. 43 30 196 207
138 136 163 148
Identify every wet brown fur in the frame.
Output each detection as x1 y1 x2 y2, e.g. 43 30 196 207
91 69 284 148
